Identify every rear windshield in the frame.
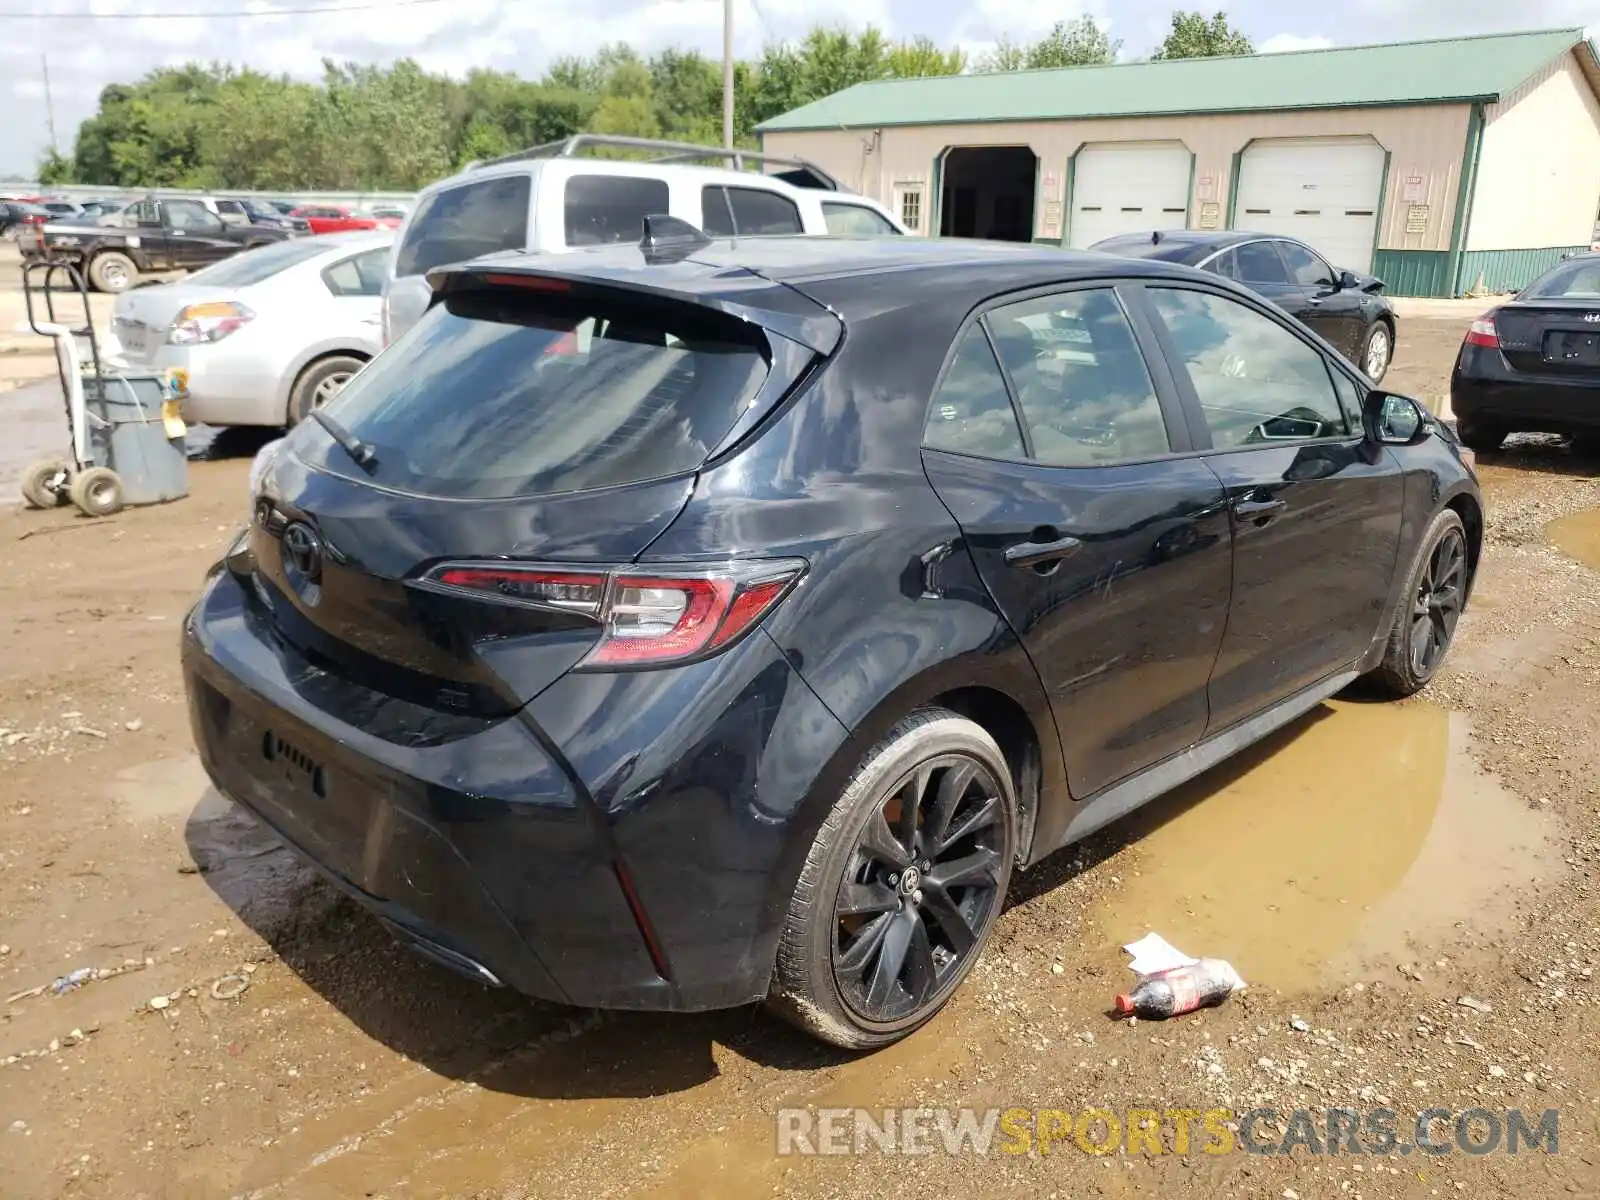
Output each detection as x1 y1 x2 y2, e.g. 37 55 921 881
303 286 770 499
186 238 342 287
394 174 532 278
1524 258 1600 299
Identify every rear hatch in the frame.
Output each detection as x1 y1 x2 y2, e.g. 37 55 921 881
254 261 837 717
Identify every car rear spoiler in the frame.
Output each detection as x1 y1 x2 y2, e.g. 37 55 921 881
424 227 843 357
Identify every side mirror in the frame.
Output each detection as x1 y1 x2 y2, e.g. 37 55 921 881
1363 390 1429 445
1338 269 1361 291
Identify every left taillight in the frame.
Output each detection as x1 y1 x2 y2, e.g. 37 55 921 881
419 560 806 668
168 301 254 345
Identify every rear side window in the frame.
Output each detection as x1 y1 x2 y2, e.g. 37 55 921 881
987 290 1171 465
322 247 390 297
1205 248 1237 279
565 175 670 247
394 175 532 278
726 187 802 235
309 287 770 499
701 187 735 237
923 327 1026 459
822 203 900 236
1234 241 1293 286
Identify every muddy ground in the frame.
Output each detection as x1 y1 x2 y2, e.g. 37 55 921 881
2 313 1599 1200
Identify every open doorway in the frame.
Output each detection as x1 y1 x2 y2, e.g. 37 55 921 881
939 146 1038 241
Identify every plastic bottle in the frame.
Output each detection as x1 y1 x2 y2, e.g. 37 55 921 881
1112 959 1240 1019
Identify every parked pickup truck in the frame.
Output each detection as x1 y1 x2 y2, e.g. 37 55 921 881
22 196 293 293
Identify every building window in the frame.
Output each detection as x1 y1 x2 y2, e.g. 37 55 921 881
899 189 922 231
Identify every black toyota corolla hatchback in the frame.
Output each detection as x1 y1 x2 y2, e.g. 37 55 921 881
183 228 1480 1049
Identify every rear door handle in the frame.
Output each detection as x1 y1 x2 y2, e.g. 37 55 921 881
1004 534 1082 569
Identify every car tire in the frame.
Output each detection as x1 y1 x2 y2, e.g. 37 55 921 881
286 355 365 427
766 707 1018 1050
1454 420 1506 453
1365 508 1469 698
87 251 137 294
1360 321 1393 383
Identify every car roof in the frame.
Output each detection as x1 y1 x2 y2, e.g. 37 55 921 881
1091 229 1327 265
434 234 1210 321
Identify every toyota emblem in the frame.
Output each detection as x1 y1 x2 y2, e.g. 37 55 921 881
282 521 324 583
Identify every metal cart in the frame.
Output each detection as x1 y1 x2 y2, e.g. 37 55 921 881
19 259 188 517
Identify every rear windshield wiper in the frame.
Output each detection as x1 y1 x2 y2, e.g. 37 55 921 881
311 408 378 470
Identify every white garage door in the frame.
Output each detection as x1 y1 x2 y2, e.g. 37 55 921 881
1068 142 1192 249
1235 137 1386 273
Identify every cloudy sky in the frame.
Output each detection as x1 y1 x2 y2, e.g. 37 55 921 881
3 0 1599 178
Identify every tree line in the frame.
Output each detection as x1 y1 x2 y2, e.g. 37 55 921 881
39 10 1254 191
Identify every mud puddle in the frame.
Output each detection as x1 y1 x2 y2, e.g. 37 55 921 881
1095 699 1553 992
1548 508 1600 571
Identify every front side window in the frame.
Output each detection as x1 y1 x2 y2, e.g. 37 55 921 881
1148 287 1347 449
394 174 532 278
822 202 900 236
167 200 220 232
725 187 803 236
922 327 1026 460
986 289 1172 465
1277 241 1336 288
1233 240 1293 286
564 175 670 247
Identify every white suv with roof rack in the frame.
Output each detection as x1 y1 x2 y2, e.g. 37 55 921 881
381 134 907 344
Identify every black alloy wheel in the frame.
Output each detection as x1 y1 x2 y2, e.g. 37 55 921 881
1410 525 1466 677
832 752 1008 1025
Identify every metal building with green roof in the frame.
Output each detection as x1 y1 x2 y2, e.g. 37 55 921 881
756 28 1600 297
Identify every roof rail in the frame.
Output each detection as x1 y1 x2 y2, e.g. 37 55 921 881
465 134 846 192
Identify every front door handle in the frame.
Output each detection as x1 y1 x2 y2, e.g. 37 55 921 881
1004 534 1082 569
1232 495 1287 523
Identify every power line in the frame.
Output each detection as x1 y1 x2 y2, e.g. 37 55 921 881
0 0 449 18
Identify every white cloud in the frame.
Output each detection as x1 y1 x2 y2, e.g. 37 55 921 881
1259 33 1335 54
0 0 894 177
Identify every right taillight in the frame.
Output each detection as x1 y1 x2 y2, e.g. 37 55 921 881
1464 312 1500 348
421 560 806 669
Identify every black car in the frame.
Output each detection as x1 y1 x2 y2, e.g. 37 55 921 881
183 230 1480 1049
237 197 311 234
1091 230 1398 383
23 196 290 292
1450 252 1600 452
0 201 49 236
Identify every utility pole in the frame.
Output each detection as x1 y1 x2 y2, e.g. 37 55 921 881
41 53 58 154
721 0 734 150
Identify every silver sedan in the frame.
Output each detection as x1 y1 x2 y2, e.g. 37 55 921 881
107 231 393 428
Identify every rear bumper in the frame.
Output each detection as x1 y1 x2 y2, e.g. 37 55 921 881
182 565 852 1012
1451 351 1600 432
117 342 286 427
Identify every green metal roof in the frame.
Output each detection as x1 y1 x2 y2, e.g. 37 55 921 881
756 28 1596 133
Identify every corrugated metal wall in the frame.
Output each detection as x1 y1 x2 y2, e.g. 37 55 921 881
764 104 1471 252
